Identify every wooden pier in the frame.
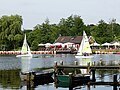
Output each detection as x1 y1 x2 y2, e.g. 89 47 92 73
54 61 120 90
56 65 120 69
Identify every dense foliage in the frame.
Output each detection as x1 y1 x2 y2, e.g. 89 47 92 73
0 15 120 51
0 15 23 50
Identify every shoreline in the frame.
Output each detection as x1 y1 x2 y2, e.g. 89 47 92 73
0 50 120 55
0 51 56 55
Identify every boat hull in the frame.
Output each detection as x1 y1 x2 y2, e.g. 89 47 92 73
20 70 54 81
55 74 90 88
21 76 54 87
16 54 32 57
75 55 94 59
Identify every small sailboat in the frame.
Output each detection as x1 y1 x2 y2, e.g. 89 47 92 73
75 31 94 58
16 34 32 57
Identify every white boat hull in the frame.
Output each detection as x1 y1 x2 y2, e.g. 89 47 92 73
75 55 94 59
16 54 32 57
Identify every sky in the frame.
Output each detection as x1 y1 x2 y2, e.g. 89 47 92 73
0 0 120 29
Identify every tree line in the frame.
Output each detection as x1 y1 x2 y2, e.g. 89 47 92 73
0 14 120 51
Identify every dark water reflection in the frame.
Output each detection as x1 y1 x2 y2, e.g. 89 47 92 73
0 54 120 90
0 69 21 89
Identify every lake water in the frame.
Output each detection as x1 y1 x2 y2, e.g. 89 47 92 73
0 54 120 90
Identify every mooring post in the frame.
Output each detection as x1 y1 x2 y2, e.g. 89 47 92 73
74 61 78 65
113 74 117 90
26 72 31 90
54 61 58 77
26 72 31 81
60 60 63 65
87 81 90 90
74 61 78 74
94 61 96 66
87 62 90 74
54 61 59 89
92 61 95 66
113 74 117 82
30 71 35 81
91 69 96 82
59 60 65 75
27 80 31 90
69 73 73 90
99 59 103 66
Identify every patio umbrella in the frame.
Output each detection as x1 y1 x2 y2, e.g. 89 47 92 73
111 42 120 48
38 43 45 46
102 42 112 48
91 42 100 46
45 43 52 47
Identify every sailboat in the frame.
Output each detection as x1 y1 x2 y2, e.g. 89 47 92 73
75 31 94 58
16 34 32 57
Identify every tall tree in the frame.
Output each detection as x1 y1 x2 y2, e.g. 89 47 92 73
0 15 23 50
58 15 85 36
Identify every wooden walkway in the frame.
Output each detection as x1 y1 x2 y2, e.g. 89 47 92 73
90 82 120 85
56 65 120 70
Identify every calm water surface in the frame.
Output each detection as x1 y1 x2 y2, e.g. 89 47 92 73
0 54 120 90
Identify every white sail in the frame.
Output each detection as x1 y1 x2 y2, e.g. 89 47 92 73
16 34 32 57
75 31 93 58
21 34 28 54
82 31 92 54
76 36 84 56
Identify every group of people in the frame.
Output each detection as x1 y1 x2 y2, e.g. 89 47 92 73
82 52 90 56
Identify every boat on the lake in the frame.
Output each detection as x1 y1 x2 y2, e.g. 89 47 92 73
20 69 54 81
55 74 90 88
16 34 32 57
75 31 94 59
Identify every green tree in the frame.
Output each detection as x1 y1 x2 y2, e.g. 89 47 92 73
58 15 85 36
0 15 23 50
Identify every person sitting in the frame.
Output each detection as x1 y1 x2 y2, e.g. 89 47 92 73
83 52 89 56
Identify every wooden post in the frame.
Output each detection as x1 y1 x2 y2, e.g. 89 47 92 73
74 61 78 74
99 59 103 66
26 72 31 90
59 60 64 75
60 60 63 65
54 61 58 87
87 81 90 90
94 61 95 66
74 61 78 65
54 61 57 67
69 73 73 90
87 62 90 74
92 61 95 66
31 72 35 81
26 72 31 81
54 61 58 77
113 74 117 82
27 80 31 90
26 73 34 90
91 69 96 82
113 74 117 90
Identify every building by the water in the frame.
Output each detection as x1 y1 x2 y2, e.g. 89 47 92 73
38 36 94 54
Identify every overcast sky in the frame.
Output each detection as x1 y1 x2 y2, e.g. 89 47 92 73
0 0 120 29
